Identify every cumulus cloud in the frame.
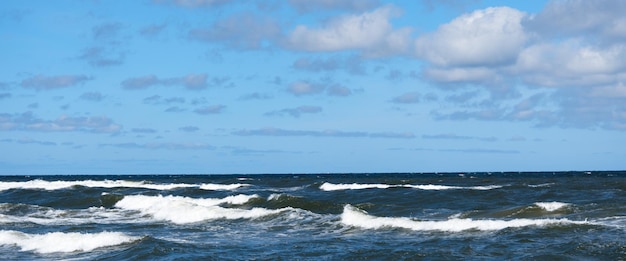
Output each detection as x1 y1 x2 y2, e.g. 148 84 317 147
265 106 322 117
524 0 626 42
0 112 121 133
20 75 92 90
189 12 281 49
286 5 411 56
415 6 527 68
232 127 415 139
413 2 626 130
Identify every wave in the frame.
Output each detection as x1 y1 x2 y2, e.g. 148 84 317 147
0 230 139 253
340 205 587 232
0 203 139 226
534 202 570 212
199 183 249 190
320 182 502 191
0 180 248 191
114 194 289 224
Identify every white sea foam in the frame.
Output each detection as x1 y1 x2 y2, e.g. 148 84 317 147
267 193 282 201
320 182 502 191
0 230 139 253
341 205 585 232
320 183 392 191
199 183 249 190
0 203 140 225
534 202 570 212
0 180 248 191
114 194 286 224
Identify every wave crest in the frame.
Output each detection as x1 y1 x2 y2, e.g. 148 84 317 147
0 230 139 253
340 205 585 232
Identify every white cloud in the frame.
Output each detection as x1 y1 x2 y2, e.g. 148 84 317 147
524 0 626 42
286 5 411 56
514 41 626 88
415 6 527 67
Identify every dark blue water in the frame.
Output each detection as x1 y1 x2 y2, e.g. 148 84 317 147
0 172 624 260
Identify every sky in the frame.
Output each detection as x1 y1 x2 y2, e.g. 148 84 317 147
1 0 625 175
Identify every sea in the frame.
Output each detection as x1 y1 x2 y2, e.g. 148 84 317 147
0 171 624 260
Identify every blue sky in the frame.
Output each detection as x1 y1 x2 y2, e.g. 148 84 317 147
1 0 625 174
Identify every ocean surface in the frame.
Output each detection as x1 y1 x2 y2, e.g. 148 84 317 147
0 171 624 260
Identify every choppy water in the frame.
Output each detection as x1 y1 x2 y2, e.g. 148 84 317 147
0 172 624 260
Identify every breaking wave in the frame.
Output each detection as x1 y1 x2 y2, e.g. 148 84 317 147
0 180 248 191
114 194 289 224
340 205 587 232
534 202 570 212
0 230 139 253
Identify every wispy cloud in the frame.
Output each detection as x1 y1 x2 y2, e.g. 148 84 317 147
288 0 379 12
194 105 226 115
80 92 104 102
422 133 497 142
189 12 280 50
391 92 420 104
121 74 211 90
100 142 214 150
233 127 415 139
0 112 121 133
265 106 322 117
179 126 199 132
20 75 92 90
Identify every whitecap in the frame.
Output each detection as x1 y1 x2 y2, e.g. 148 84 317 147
0 230 139 253
319 183 392 191
114 194 287 224
534 202 570 212
341 205 585 232
0 179 196 191
199 183 249 190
